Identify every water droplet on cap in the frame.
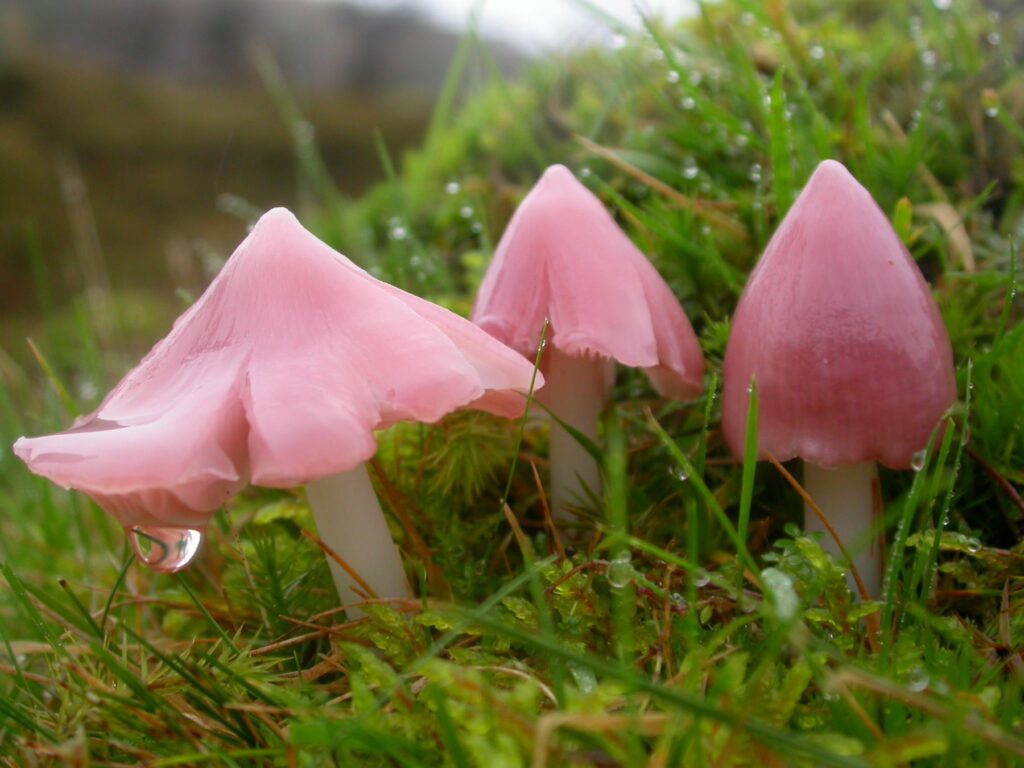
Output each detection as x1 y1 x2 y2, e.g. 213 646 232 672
129 527 203 573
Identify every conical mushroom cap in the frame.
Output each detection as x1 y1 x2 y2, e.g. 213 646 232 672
722 160 956 469
471 165 704 398
15 209 540 528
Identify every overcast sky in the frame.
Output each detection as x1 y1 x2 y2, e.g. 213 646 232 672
342 0 695 53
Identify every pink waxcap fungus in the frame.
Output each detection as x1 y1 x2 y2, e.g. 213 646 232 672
14 208 540 528
722 160 956 470
471 164 704 398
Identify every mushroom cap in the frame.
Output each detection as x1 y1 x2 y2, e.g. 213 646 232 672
722 160 956 469
14 208 541 528
471 165 704 398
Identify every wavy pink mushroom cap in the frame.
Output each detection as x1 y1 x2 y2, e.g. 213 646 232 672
14 208 540 528
722 160 956 470
471 164 704 398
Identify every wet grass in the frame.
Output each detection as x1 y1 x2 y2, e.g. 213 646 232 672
1 1 1023 765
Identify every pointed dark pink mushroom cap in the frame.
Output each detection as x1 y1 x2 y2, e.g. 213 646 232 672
722 160 956 469
14 208 540 528
471 164 704 398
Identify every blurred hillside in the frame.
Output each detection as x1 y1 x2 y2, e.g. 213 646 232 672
0 0 522 89
0 0 519 363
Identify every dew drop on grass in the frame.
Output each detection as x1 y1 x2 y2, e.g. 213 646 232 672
607 552 634 589
907 668 930 692
960 423 972 446
694 571 711 588
666 70 681 84
669 466 689 482
445 181 461 195
985 106 999 118
681 96 696 110
987 31 1001 46
682 158 699 179
809 45 825 60
568 662 598 693
78 380 98 401
933 0 951 9
910 450 927 472
129 527 203 572
748 163 763 183
459 205 474 219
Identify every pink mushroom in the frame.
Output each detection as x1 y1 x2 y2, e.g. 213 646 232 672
722 160 956 597
472 165 705 521
15 208 539 613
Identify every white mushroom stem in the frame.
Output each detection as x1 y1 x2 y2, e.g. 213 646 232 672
305 464 410 617
545 347 613 523
803 461 882 598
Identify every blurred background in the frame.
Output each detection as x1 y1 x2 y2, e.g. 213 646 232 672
0 0 683 371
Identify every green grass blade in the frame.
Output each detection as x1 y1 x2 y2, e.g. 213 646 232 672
769 70 795 217
645 410 762 588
